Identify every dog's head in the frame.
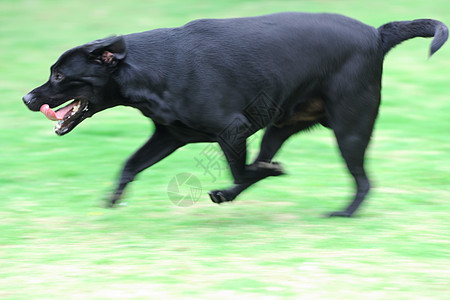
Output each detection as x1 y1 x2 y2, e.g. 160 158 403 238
23 36 126 135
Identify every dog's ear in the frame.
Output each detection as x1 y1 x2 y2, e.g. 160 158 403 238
85 36 126 66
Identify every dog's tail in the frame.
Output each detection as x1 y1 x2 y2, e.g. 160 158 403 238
378 19 448 56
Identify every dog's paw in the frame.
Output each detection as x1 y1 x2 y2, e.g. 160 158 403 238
104 194 122 208
266 161 285 176
208 190 233 204
233 161 286 184
104 199 117 208
249 161 286 176
328 211 353 218
104 189 126 208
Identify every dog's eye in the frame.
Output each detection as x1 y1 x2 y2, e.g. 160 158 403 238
54 72 65 81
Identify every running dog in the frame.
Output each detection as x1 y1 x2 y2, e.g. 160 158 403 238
23 13 448 216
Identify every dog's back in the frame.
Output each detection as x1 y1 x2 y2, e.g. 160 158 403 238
120 13 382 128
125 12 381 82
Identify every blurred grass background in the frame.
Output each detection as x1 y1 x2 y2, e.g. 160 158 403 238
0 0 449 299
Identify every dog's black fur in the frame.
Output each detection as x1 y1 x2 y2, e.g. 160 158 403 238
23 13 448 217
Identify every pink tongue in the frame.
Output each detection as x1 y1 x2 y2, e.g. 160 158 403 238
40 102 76 121
40 104 61 121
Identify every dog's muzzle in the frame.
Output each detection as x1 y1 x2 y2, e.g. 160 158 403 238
23 93 39 111
23 93 33 104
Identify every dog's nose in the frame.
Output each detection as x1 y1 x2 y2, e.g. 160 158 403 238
23 93 34 105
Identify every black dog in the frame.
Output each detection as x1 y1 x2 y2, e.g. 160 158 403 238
23 13 448 217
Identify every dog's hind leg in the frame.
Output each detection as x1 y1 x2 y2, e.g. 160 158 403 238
209 121 316 203
327 84 381 217
108 124 184 207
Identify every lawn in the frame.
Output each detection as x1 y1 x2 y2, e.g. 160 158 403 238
0 0 449 299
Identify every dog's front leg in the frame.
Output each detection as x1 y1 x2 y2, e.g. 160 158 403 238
108 124 184 207
219 140 284 185
209 123 313 204
218 115 284 185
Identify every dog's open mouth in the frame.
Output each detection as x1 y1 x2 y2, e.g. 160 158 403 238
40 99 89 136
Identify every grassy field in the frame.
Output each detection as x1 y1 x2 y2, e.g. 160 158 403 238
1 0 449 299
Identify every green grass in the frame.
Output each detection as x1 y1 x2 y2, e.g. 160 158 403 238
1 0 449 299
